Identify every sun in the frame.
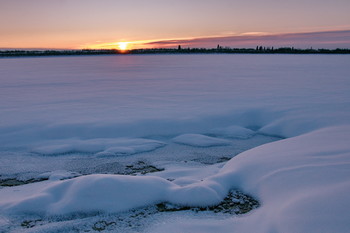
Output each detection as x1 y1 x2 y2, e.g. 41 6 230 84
117 42 129 51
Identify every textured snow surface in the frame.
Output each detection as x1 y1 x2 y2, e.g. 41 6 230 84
1 54 349 146
1 126 350 233
1 54 350 233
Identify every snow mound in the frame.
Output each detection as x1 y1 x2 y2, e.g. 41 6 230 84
31 138 166 156
210 125 256 139
0 174 224 215
172 134 230 147
0 175 171 215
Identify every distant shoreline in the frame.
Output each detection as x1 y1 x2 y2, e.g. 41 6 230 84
1 47 350 57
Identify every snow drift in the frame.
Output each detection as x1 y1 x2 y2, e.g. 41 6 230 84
151 126 350 233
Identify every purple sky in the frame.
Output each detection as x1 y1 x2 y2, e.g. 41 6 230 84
141 30 350 49
0 0 349 49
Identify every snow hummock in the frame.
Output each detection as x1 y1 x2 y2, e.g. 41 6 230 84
172 134 231 147
31 138 166 156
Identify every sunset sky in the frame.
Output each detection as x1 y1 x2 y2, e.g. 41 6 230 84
1 0 350 50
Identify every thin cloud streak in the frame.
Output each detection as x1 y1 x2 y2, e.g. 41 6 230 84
140 30 350 49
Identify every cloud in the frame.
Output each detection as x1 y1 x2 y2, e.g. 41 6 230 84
141 30 350 49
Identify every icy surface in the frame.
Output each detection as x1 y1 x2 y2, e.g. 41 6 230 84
0 54 350 232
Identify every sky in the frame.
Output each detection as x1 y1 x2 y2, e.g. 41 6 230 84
0 0 350 50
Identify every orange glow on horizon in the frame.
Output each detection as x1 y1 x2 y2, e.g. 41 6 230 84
117 42 129 51
83 34 259 50
81 33 278 50
82 36 205 50
84 40 163 50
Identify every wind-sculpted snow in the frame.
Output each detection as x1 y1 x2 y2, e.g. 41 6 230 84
150 126 350 233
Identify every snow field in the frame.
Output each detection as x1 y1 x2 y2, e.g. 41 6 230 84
0 54 350 232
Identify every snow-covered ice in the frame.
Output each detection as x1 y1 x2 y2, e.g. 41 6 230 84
172 134 231 147
210 125 256 139
0 54 350 232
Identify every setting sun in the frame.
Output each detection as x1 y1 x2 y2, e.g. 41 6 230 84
118 42 129 51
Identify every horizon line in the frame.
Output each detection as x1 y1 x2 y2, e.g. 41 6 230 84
84 29 350 50
1 29 350 51
2 46 350 52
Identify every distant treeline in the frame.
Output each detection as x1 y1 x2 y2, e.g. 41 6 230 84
131 46 350 54
0 49 118 57
1 46 350 57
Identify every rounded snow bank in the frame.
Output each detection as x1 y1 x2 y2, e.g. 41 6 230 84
152 125 350 233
